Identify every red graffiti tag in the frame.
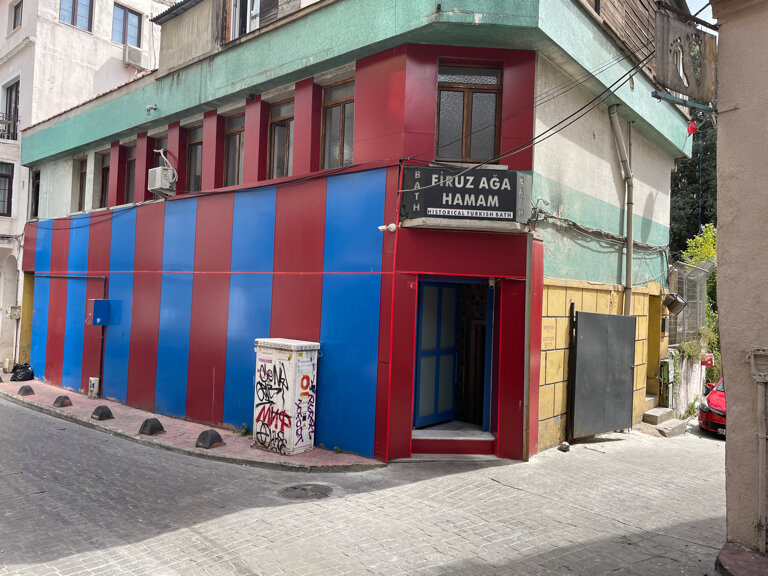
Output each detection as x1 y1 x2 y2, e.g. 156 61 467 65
255 405 292 433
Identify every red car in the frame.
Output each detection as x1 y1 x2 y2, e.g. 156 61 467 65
699 378 726 435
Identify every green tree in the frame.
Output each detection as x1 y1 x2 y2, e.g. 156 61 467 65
670 115 717 256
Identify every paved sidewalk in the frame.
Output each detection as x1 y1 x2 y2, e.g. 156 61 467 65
0 378 381 472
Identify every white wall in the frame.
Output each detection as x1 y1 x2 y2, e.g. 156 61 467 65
533 54 675 229
38 157 73 219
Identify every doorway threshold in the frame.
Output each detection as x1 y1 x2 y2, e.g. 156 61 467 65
412 421 496 454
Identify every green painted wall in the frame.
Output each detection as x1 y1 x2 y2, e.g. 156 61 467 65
532 172 669 286
22 0 688 166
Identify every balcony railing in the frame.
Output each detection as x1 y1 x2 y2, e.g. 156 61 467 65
0 113 19 141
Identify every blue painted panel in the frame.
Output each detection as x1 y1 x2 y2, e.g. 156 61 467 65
109 207 136 271
61 215 90 391
154 198 197 417
162 199 197 271
222 187 276 427
154 273 194 417
317 275 381 457
324 169 385 273
29 277 50 379
101 273 133 402
35 221 53 273
223 274 272 427
30 221 53 378
230 187 276 272
102 208 136 402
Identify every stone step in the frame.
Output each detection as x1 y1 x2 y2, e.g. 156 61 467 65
657 418 687 438
644 394 659 412
643 406 673 425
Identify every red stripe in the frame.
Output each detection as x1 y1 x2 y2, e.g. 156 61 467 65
126 202 165 411
22 222 36 272
186 194 234 424
293 79 322 175
527 239 544 458
270 178 326 342
202 111 225 190
374 166 400 462
81 213 112 393
411 438 496 455
45 218 70 387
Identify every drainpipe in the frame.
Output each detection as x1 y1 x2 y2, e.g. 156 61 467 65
608 104 633 316
759 379 767 553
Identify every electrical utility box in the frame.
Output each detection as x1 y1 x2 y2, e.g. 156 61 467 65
253 338 320 455
86 300 110 326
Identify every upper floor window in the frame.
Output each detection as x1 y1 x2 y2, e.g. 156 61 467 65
76 159 87 212
224 115 244 186
2 81 19 140
98 154 109 209
29 169 39 219
269 100 293 179
112 4 141 47
124 145 136 203
187 126 203 192
0 163 13 217
60 0 92 32
321 80 354 170
436 65 501 162
11 1 23 30
229 0 277 41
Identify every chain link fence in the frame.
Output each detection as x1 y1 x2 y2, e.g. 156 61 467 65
668 259 715 346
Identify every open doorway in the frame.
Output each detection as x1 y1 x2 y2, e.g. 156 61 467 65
413 280 493 435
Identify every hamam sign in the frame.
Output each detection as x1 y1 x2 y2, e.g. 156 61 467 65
401 166 532 224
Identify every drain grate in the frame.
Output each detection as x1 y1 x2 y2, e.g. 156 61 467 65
278 484 332 500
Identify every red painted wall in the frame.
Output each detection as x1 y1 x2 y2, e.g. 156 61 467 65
527 238 544 458
22 222 36 272
243 96 270 184
202 111 225 190
187 194 234 424
107 143 127 207
135 133 155 203
126 202 165 411
80 213 112 393
270 178 326 342
293 79 322 175
167 122 188 194
45 219 70 386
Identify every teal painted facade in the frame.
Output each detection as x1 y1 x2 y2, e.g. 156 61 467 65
21 0 689 166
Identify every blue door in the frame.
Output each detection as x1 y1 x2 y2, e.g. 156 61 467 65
414 282 457 428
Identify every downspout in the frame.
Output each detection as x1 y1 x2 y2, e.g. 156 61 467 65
759 379 767 553
608 104 634 316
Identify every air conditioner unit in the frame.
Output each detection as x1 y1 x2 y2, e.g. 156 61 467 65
148 166 177 197
122 45 149 71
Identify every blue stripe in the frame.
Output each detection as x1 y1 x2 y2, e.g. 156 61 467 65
61 214 90 391
324 169 385 272
29 221 53 378
223 187 276 428
154 199 197 417
317 275 381 457
102 208 136 402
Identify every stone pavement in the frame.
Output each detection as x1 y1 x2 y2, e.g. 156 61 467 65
0 378 380 472
0 393 726 576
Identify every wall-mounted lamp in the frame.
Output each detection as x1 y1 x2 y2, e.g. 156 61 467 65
146 104 158 116
378 223 397 233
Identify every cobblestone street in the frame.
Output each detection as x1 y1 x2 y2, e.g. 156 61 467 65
0 397 725 575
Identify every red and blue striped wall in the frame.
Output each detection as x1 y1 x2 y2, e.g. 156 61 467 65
25 167 387 457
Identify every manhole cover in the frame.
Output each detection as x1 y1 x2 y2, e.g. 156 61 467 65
278 484 332 500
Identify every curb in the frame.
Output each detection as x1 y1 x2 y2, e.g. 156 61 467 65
0 389 385 473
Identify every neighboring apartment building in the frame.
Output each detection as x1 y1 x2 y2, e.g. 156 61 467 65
711 0 768 567
18 0 690 461
0 0 170 365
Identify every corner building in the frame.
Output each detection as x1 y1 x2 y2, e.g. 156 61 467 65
19 0 691 461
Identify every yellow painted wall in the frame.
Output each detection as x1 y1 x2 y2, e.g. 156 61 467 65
538 279 664 451
18 273 34 365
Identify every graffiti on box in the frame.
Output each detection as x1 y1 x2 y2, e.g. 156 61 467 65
253 352 317 454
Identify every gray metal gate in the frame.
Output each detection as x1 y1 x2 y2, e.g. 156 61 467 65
568 307 636 440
